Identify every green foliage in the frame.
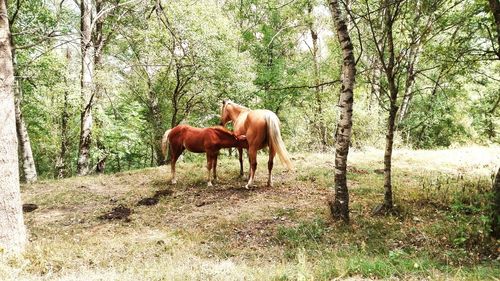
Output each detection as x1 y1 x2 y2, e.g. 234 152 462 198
11 0 500 178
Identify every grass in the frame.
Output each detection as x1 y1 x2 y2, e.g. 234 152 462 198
1 146 499 280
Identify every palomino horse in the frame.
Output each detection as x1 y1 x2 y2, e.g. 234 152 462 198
161 125 247 186
220 100 293 188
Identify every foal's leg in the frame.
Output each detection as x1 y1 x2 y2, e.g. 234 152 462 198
245 147 258 189
213 152 218 181
206 153 214 187
267 147 276 187
170 146 184 184
238 147 244 178
170 148 179 184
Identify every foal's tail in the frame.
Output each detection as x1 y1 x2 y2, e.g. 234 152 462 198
265 113 293 170
161 129 172 162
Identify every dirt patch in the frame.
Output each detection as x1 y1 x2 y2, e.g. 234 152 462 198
23 203 38 213
98 205 132 221
137 197 159 206
137 189 173 206
154 189 173 198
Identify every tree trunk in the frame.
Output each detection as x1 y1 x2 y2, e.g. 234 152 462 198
14 82 37 183
308 1 327 150
56 86 69 178
93 0 108 174
381 3 398 212
373 0 398 214
77 0 94 176
491 168 500 238
382 102 397 210
56 49 71 178
10 34 37 182
328 0 356 223
147 79 165 166
0 0 27 253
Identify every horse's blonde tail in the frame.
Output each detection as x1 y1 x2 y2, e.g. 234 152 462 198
265 113 293 170
161 129 171 162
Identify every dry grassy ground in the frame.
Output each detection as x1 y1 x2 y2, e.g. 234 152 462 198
1 146 499 280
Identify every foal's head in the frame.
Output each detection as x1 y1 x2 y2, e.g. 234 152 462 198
212 126 247 146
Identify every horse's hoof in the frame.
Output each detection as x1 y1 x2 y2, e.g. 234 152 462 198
171 179 177 184
207 182 213 187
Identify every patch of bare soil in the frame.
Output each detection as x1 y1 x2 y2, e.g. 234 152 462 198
137 197 159 206
23 203 38 212
137 189 173 206
98 205 132 221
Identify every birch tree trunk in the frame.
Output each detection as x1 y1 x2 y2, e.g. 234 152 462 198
77 0 94 176
0 0 27 253
380 1 398 212
328 0 356 223
11 38 37 182
14 82 37 182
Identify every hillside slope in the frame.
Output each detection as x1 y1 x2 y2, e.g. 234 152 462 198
1 146 499 280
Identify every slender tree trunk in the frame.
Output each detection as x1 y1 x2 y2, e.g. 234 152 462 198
308 1 327 150
93 0 108 174
382 101 397 210
56 49 71 178
0 0 27 253
56 86 69 178
14 83 37 182
10 37 37 182
491 168 500 238
147 77 165 166
380 3 398 212
77 0 94 176
328 0 356 223
151 100 164 166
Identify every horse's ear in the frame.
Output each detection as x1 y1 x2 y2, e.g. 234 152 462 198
222 99 227 105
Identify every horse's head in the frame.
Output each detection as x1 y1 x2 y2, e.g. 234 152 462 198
220 99 232 126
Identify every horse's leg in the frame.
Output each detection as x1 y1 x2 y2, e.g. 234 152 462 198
170 145 185 184
245 147 258 189
170 147 179 184
267 147 276 187
213 152 218 181
206 153 214 187
238 147 244 178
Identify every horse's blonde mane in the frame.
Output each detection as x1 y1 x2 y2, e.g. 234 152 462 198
223 99 250 111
